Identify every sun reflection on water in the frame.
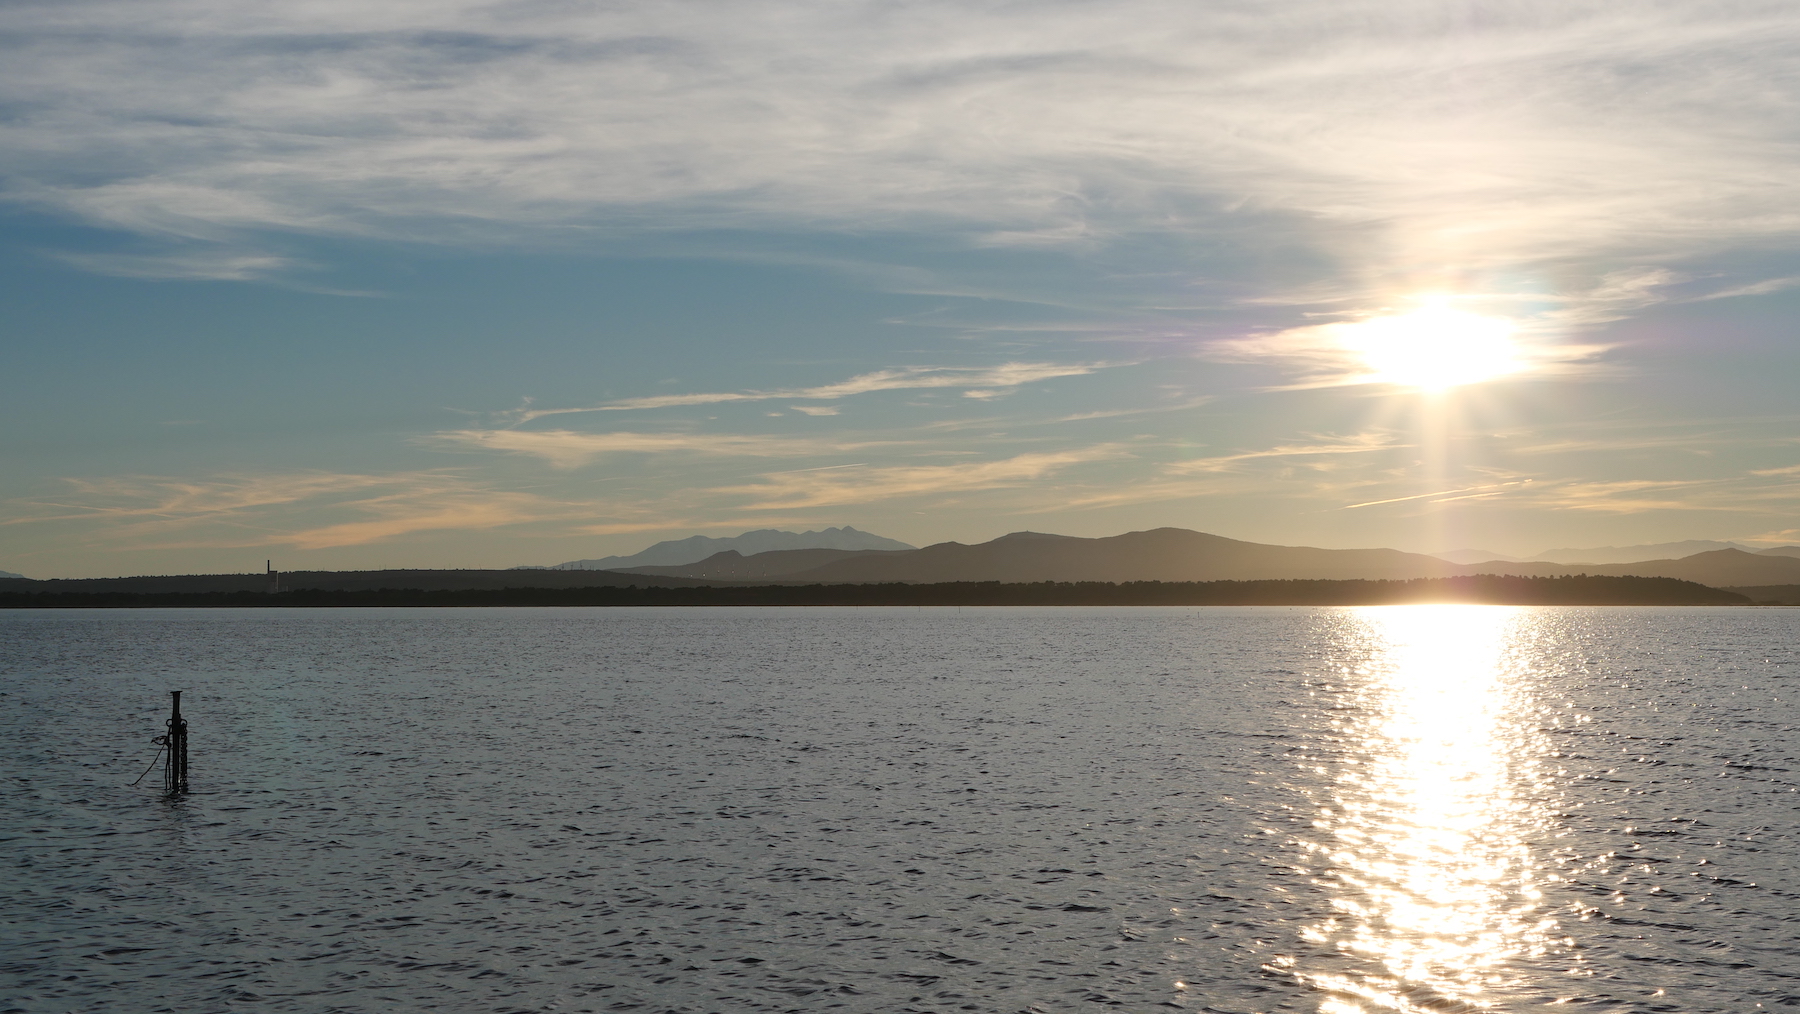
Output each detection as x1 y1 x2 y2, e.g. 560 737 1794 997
1281 606 1564 1013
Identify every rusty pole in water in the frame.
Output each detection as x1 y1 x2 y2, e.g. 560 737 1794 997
162 690 188 794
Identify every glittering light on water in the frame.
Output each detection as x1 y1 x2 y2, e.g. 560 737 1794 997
1284 606 1564 1012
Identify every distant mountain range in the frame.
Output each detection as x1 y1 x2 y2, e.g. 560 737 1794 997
525 527 915 570
0 570 23 580
614 528 1800 588
618 530 1454 583
1468 549 1800 587
1431 549 1525 564
1 575 1752 608
8 528 1800 595
1435 539 1799 565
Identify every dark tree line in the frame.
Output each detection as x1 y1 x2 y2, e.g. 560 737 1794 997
0 574 1749 608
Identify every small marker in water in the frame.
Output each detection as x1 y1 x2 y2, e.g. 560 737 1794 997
162 690 188 794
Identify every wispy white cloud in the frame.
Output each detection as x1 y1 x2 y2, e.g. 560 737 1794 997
1691 276 1800 301
1525 478 1734 514
1447 463 1800 518
1033 478 1241 513
1051 397 1212 423
719 448 1123 509
1022 433 1411 511
3 470 599 549
1340 482 1530 510
432 428 876 468
1166 433 1403 474
7 0 1800 323
5 472 398 526
506 362 1113 421
1547 268 1685 326
1506 433 1727 456
52 249 297 281
283 490 567 549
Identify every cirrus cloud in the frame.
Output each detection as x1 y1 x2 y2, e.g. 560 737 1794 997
2 470 597 549
430 428 884 469
4 0 1800 323
502 362 1118 422
719 447 1125 510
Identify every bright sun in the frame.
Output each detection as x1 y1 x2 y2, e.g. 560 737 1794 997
1339 302 1520 391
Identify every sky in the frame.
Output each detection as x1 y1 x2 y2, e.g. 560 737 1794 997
5 0 1800 578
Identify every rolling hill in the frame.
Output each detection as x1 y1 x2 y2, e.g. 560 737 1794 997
622 529 1800 588
9 530 1796 597
532 526 913 570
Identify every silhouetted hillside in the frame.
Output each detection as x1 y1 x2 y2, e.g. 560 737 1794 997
1523 539 1754 564
624 529 1800 587
616 547 912 580
10 530 1797 596
640 529 1468 584
1723 585 1800 605
531 526 914 570
1470 549 1800 586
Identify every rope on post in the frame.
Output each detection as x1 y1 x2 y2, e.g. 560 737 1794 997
128 743 167 786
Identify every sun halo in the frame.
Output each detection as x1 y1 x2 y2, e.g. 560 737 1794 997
1339 303 1521 391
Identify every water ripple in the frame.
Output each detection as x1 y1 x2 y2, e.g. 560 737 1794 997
2 606 1795 1012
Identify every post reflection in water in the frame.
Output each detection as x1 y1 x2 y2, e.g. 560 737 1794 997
1278 606 1568 1013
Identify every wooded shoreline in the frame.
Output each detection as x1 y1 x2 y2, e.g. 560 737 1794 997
0 574 1758 607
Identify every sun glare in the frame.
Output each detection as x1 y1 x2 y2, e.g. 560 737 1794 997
1340 302 1520 391
1285 606 1563 1010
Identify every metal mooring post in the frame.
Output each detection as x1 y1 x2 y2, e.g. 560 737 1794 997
163 690 189 794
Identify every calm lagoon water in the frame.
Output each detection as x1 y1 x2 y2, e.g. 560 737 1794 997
3 606 1797 1013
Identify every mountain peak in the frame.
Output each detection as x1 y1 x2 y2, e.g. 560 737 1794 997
527 527 916 570
1525 540 1755 565
609 525 1800 588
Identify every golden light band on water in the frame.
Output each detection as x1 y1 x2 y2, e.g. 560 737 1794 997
1278 606 1568 1013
